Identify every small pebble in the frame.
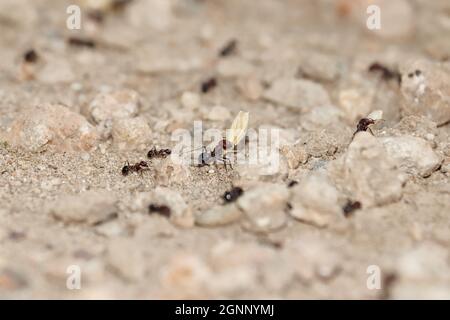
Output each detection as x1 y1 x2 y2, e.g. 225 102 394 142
380 136 442 177
400 59 450 126
204 106 231 121
238 184 289 233
111 117 152 150
329 132 406 207
195 204 242 227
289 173 341 227
106 238 146 282
5 103 99 152
181 91 200 109
48 191 117 225
263 78 330 111
89 89 140 124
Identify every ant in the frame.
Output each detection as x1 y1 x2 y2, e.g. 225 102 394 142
352 110 383 139
219 39 238 57
354 118 376 136
287 180 298 188
223 186 243 203
198 139 235 170
368 62 401 84
189 111 249 171
121 161 149 176
67 37 96 49
148 204 171 217
147 147 171 159
342 200 361 218
201 77 217 93
23 49 38 63
111 0 134 11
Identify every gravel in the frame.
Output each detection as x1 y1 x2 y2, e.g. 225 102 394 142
0 0 449 299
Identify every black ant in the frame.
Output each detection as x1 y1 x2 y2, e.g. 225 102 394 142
342 200 361 217
353 118 376 137
287 180 298 188
121 161 149 176
67 37 96 49
23 49 38 63
148 204 171 217
352 110 383 139
368 62 401 84
219 39 238 57
223 186 243 203
201 77 217 93
198 138 235 170
147 147 171 159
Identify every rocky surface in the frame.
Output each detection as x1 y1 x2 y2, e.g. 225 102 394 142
0 0 449 299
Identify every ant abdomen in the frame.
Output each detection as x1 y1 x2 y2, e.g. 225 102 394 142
213 139 233 157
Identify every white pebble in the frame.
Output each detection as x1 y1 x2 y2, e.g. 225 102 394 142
181 91 200 110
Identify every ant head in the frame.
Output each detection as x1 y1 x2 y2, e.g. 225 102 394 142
214 139 233 153
139 161 148 167
358 118 375 126
121 166 130 176
222 139 233 150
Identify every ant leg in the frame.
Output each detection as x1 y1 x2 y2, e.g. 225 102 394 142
222 155 233 170
216 155 228 171
227 157 233 170
368 127 375 136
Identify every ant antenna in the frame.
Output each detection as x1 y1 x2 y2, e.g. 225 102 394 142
178 145 208 155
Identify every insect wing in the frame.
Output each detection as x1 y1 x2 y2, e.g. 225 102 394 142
226 111 249 147
366 110 383 121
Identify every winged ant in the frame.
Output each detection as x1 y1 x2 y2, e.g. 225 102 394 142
195 111 249 171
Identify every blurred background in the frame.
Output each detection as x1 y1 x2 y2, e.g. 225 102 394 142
0 0 449 299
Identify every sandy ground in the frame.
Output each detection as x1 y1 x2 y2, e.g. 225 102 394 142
0 0 449 299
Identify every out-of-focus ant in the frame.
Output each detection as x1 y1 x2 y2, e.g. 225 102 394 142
368 62 401 84
219 39 238 57
147 147 171 159
67 37 96 49
287 180 298 188
201 77 217 93
86 0 133 23
148 204 171 217
222 186 243 203
342 200 361 217
121 161 149 176
23 49 39 63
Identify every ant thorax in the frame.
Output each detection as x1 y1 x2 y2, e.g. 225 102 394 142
197 139 236 168
138 161 148 168
214 139 234 155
